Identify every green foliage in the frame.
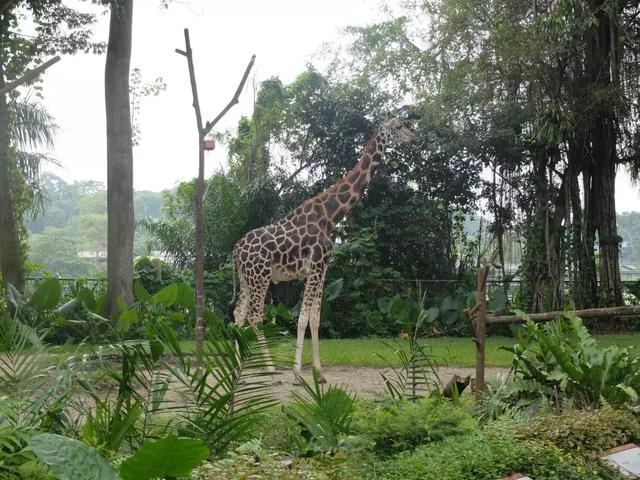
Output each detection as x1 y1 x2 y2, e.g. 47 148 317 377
504 313 640 408
326 228 405 337
516 406 640 455
29 434 120 480
351 396 476 455
255 410 306 454
133 256 184 295
30 277 62 311
119 435 209 480
286 369 356 453
152 322 280 456
370 430 621 480
26 174 167 278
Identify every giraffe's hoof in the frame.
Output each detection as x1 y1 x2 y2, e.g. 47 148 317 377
271 379 283 386
316 372 327 384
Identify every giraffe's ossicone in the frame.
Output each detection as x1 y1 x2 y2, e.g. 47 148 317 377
229 117 417 382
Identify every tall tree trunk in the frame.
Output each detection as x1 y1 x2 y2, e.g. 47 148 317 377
105 0 134 315
593 146 623 305
0 65 25 293
522 155 548 313
585 0 624 306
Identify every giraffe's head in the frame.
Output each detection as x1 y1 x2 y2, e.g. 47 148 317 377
380 117 418 144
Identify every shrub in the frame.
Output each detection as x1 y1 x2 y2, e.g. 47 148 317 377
351 396 476 455
255 409 306 455
133 256 184 294
516 406 640 454
504 313 640 408
369 431 622 480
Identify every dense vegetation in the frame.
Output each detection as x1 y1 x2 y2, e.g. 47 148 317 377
1 0 640 478
2 280 640 479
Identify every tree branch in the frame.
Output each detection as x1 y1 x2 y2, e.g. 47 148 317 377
0 56 61 96
202 54 256 136
177 29 204 134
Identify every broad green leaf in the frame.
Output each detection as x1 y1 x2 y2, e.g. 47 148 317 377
118 309 137 334
153 284 178 307
175 282 195 309
117 296 129 313
30 433 120 480
119 435 209 480
76 287 97 310
31 278 62 311
133 281 152 302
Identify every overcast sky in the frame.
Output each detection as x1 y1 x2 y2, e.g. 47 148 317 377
40 0 379 189
37 0 639 212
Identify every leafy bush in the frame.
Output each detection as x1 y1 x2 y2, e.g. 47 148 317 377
516 406 640 454
351 396 476 455
504 313 640 408
369 431 622 480
133 256 184 294
255 409 306 455
286 369 356 453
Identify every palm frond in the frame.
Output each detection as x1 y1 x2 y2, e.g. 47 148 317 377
10 99 57 150
287 369 355 452
151 321 281 456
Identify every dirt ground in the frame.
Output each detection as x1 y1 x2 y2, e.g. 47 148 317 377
271 365 511 401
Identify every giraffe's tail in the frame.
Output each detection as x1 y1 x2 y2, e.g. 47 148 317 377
226 252 238 322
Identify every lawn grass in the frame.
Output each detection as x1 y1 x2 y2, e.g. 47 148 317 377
48 333 640 368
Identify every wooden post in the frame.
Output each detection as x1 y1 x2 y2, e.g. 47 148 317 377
465 249 498 394
474 263 488 393
176 29 255 354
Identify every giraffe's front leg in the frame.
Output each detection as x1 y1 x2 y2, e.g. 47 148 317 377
247 277 275 373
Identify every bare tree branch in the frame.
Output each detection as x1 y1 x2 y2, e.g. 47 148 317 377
203 54 256 136
0 56 61 96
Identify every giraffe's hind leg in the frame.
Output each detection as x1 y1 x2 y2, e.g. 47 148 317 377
233 275 250 327
246 277 276 373
294 265 327 383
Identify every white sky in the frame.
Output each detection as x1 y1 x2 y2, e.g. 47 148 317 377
40 0 380 190
36 0 640 212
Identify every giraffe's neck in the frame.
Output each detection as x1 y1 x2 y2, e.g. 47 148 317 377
318 129 388 230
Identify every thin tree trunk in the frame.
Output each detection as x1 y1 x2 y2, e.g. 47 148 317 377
194 132 205 350
0 66 25 293
105 0 134 315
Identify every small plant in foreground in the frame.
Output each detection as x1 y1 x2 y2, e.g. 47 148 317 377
370 430 622 480
351 395 476 455
286 369 356 454
516 406 640 454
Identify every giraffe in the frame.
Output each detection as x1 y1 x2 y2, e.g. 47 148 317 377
229 117 417 382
